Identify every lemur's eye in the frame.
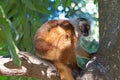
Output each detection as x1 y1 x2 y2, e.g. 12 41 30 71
79 25 83 31
87 25 90 30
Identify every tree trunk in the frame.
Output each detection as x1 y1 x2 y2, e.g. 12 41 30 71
98 0 120 80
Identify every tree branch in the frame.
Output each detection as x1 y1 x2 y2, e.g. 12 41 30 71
0 51 59 80
0 51 108 80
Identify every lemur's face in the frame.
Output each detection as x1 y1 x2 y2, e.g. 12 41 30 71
78 18 90 36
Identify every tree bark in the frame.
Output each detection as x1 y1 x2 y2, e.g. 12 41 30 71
98 0 120 80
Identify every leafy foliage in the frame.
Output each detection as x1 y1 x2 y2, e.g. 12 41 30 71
0 76 39 80
0 5 21 65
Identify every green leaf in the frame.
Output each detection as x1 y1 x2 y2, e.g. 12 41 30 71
80 37 99 54
87 39 99 53
0 50 10 56
55 0 61 8
12 15 21 27
34 5 50 14
80 38 88 49
94 0 98 4
0 76 9 80
3 0 16 14
0 6 21 66
61 0 71 8
32 1 51 14
44 0 49 8
0 28 6 42
0 42 6 50
7 6 18 19
1 23 21 66
21 0 36 11
76 56 88 68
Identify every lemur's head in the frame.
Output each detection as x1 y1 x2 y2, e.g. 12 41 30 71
70 18 90 37
78 18 90 36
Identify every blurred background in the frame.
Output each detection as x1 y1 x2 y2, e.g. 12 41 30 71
0 0 98 80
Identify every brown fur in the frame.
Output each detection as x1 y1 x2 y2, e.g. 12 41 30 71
34 18 90 80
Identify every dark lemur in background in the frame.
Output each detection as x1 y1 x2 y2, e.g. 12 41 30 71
34 18 90 80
